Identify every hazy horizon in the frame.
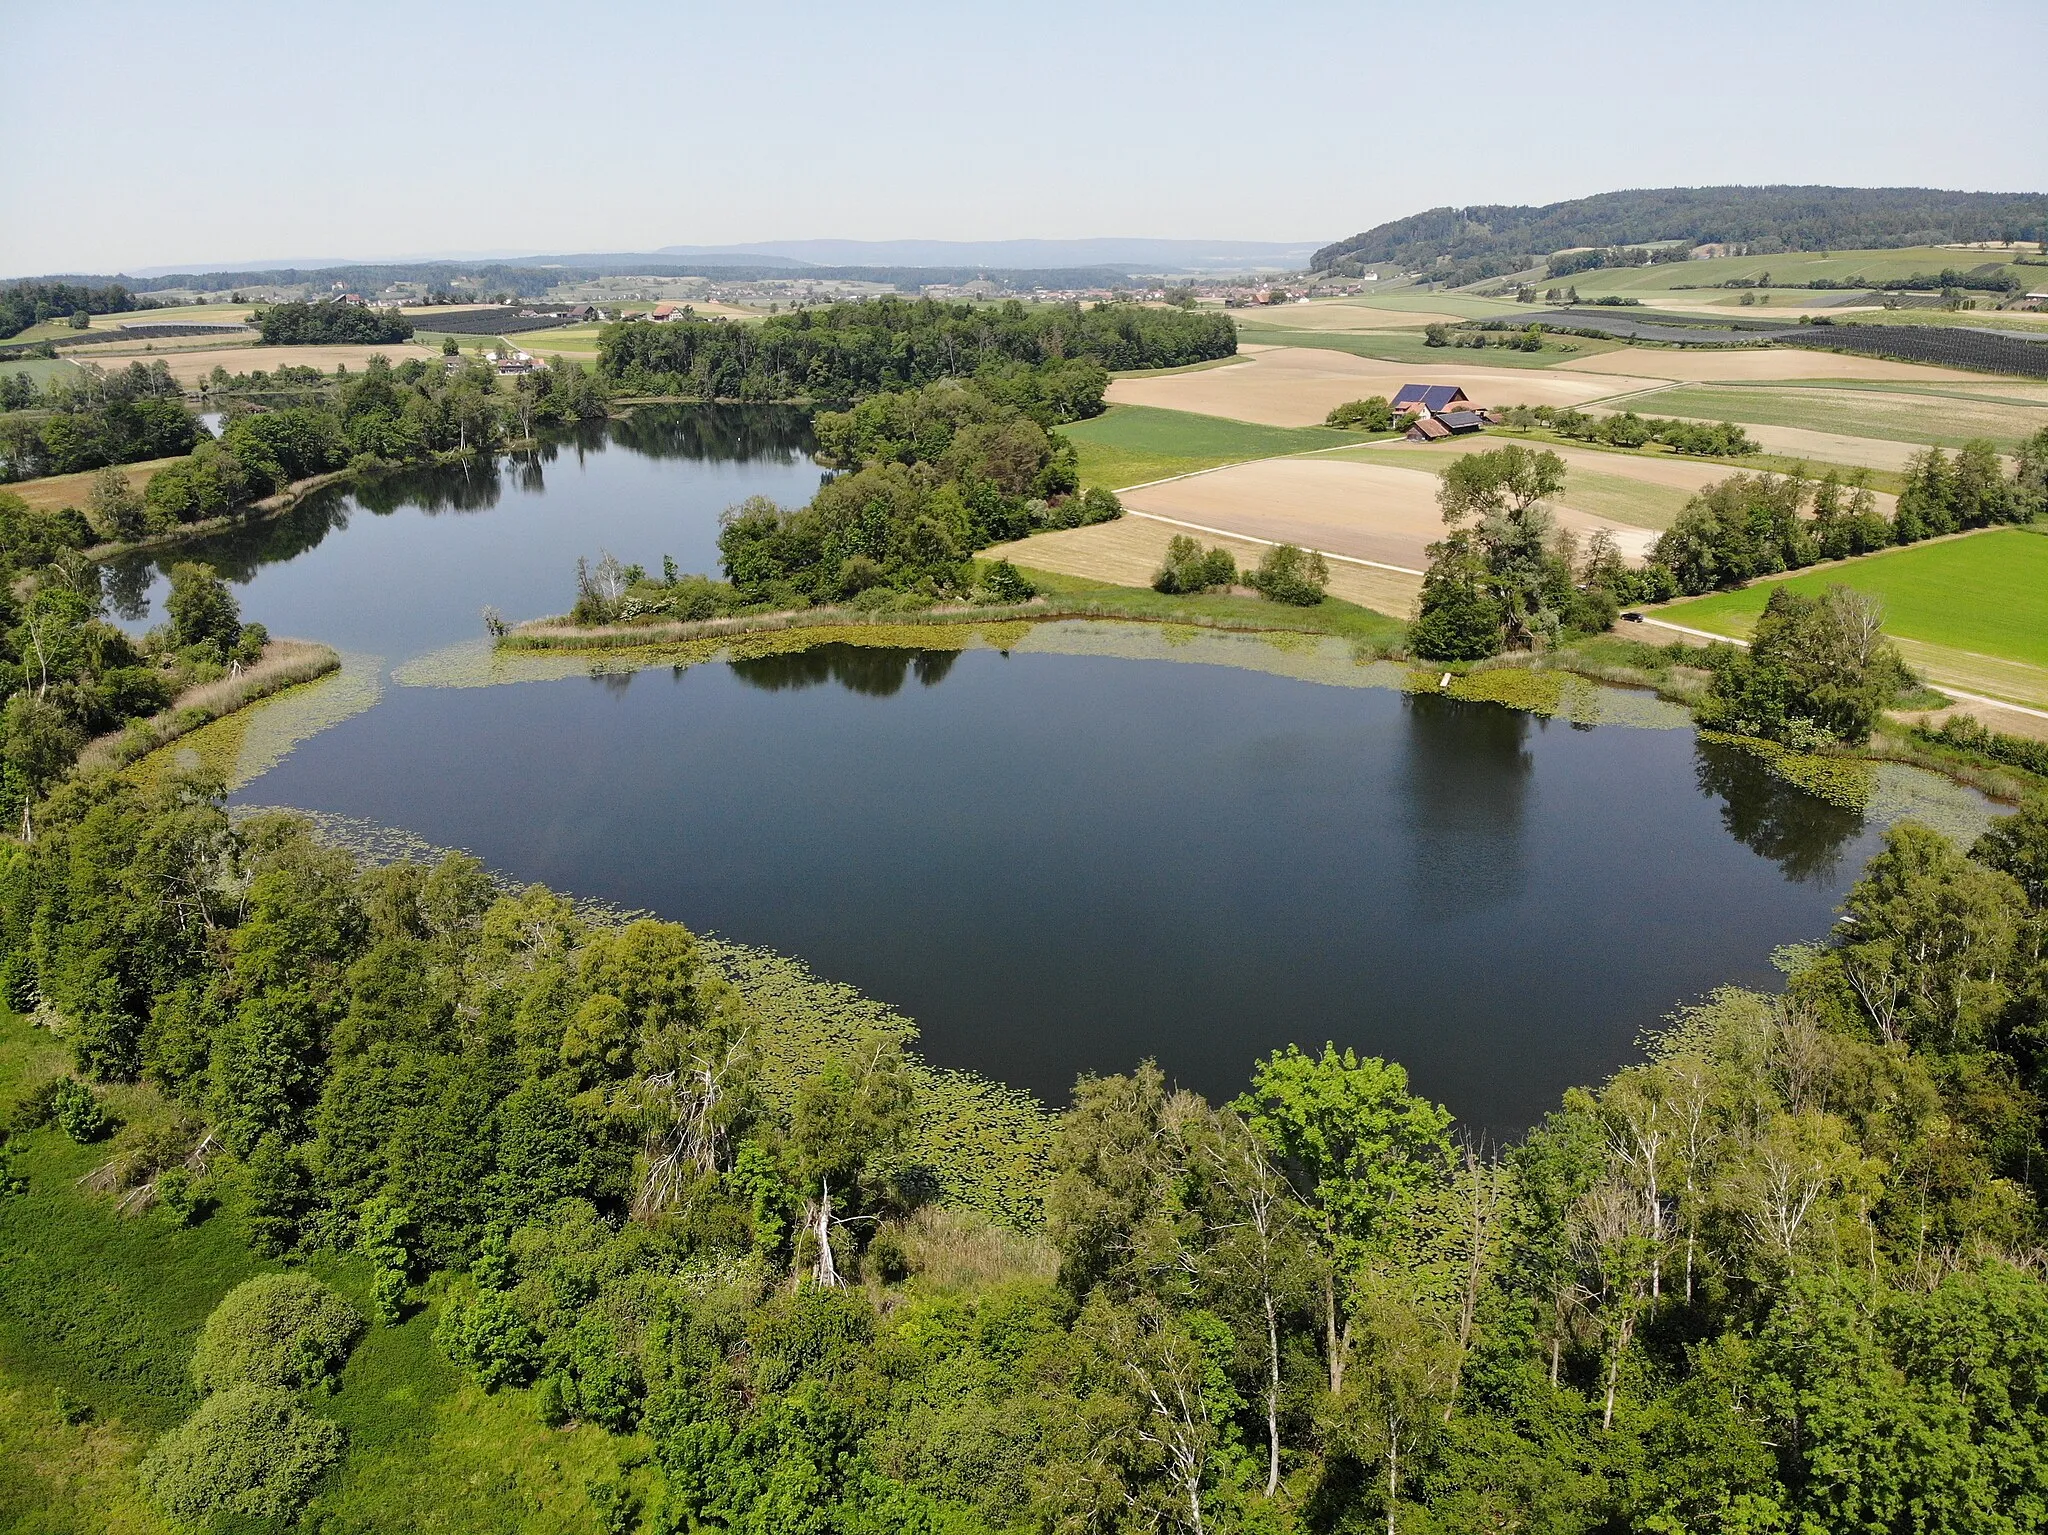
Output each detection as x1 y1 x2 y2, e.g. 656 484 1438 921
2 0 2042 277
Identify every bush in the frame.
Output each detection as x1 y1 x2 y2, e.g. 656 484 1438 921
191 1272 365 1395
436 1287 542 1390
138 1383 344 1526
49 1078 113 1143
981 560 1039 603
1152 534 1237 595
1247 543 1329 606
1325 396 1394 431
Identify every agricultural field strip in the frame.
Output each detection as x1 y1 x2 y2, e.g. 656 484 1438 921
1640 384 2044 450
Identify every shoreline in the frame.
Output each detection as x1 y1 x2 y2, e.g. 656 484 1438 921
73 638 342 778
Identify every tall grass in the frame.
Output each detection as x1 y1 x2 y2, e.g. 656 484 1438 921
74 641 339 777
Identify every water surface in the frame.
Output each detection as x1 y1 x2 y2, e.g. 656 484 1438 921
99 408 1928 1132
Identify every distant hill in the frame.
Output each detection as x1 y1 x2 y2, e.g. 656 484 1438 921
1313 187 2048 286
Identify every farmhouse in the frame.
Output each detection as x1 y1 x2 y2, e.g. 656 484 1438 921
1391 383 1472 416
651 304 679 322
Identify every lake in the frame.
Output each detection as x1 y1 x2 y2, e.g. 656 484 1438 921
104 408 1951 1134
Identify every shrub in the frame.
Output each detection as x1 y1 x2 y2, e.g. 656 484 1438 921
49 1078 113 1143
191 1272 365 1395
981 560 1039 603
1247 543 1329 606
436 1287 542 1390
1325 396 1394 432
1152 534 1237 595
139 1383 344 1526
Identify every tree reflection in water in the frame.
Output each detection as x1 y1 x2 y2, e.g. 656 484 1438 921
727 644 960 697
1694 737 1863 883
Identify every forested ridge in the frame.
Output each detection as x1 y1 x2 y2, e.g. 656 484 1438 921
595 297 1236 401
1 756 2045 1530
1314 186 2048 286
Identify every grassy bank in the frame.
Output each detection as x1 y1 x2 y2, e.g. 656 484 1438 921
501 577 1406 659
74 640 341 777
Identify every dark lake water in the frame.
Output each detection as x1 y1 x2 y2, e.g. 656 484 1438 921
102 408 1909 1133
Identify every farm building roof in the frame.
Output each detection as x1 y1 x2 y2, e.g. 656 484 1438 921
1405 417 1451 441
1437 410 1488 433
1391 384 1470 412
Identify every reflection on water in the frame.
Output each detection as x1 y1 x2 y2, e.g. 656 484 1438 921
82 402 1957 1134
1400 692 1534 921
1694 740 1865 883
730 644 961 696
240 645 1904 1134
97 406 826 659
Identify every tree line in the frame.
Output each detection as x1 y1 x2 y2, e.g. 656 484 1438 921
1410 436 2048 671
255 301 416 347
0 360 197 482
1499 403 1759 458
0 280 144 341
0 525 265 828
2 760 2044 1531
595 297 1236 402
566 366 1123 625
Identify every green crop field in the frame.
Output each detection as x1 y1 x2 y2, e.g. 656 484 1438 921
1645 383 2048 451
0 356 84 389
1661 525 2048 668
1058 403 1358 489
1559 247 2036 296
1233 322 1622 369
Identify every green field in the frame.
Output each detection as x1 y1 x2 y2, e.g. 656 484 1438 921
1645 383 2048 451
1661 525 2048 668
1559 246 2037 297
1012 564 1407 646
1057 403 1359 489
1233 321 1623 369
0 356 84 389
1326 442 1698 529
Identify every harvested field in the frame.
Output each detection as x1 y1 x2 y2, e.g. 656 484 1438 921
108 343 439 385
1232 323 1623 370
1107 345 1633 427
1119 457 1660 572
1236 304 1469 332
6 457 182 512
983 516 1423 617
1339 436 1899 528
1552 349 1986 384
1644 384 2046 452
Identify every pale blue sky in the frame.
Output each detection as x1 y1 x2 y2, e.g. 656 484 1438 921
3 0 2040 277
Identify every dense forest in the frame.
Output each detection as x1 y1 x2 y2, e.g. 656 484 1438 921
595 297 1236 401
1313 187 2048 286
1 755 2043 1532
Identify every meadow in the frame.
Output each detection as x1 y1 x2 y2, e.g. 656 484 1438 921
1555 246 2038 296
1661 525 2048 670
5 457 181 512
1057 402 1356 488
1233 320 1621 369
1645 382 2047 451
